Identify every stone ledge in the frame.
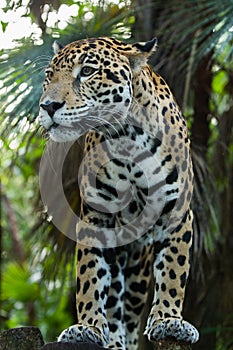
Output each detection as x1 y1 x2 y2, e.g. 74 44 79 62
0 328 108 350
41 342 106 349
153 339 192 350
0 327 192 350
0 327 44 350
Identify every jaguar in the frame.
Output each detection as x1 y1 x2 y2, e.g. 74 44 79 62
39 36 199 349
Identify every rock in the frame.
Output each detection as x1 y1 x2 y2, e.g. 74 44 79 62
0 327 44 350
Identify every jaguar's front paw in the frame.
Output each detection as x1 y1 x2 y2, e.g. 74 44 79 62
57 324 109 347
144 316 199 344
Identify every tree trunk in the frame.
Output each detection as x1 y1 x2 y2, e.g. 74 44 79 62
213 106 233 348
131 0 155 40
191 52 213 149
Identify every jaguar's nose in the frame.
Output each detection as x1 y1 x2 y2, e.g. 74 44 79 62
40 101 65 118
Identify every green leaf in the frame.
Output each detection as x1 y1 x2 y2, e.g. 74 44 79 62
1 21 8 32
212 70 229 94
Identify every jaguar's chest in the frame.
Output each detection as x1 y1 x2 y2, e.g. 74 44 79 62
78 125 182 235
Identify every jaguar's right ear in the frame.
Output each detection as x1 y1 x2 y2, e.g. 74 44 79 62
53 40 64 54
123 38 157 74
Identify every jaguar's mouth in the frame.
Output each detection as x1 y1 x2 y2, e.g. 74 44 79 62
48 122 74 132
48 122 59 131
47 122 78 134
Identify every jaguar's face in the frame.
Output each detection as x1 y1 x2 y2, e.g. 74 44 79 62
39 38 134 142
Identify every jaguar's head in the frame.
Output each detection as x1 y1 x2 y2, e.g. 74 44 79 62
39 37 157 142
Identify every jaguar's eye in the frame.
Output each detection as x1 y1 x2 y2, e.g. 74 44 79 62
80 66 96 77
45 67 54 79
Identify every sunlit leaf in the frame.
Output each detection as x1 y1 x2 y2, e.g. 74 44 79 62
2 263 40 302
1 21 8 32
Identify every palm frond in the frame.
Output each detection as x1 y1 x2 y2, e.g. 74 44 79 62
139 0 231 262
150 0 233 74
191 146 221 276
0 41 52 137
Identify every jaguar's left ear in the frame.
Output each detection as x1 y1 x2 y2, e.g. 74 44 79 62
126 38 157 74
53 40 64 55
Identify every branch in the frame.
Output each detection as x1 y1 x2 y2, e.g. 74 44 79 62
2 193 25 264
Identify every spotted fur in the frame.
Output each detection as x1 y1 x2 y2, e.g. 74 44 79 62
39 37 199 349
